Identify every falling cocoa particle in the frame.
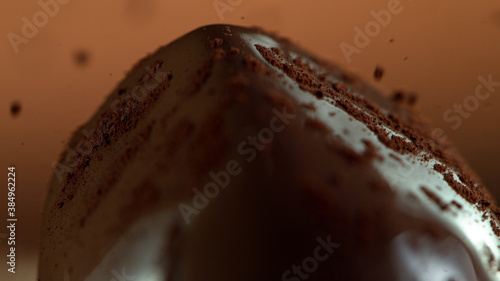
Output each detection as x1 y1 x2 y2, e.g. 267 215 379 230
391 91 404 103
373 66 384 81
408 93 418 106
391 90 418 106
389 38 394 43
10 101 21 118
74 50 90 66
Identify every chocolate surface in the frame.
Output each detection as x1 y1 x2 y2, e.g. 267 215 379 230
39 25 500 281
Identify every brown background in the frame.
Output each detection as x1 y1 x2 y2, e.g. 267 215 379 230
1 0 500 280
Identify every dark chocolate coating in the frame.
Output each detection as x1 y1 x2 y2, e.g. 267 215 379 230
39 25 500 281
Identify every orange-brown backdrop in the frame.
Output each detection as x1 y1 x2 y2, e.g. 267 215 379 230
1 0 500 280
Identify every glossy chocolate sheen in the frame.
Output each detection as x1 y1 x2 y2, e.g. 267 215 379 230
39 25 500 281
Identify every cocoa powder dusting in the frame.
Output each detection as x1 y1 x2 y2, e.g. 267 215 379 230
208 38 224 48
253 42 497 224
421 186 448 210
443 173 478 205
434 164 447 174
305 118 331 134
